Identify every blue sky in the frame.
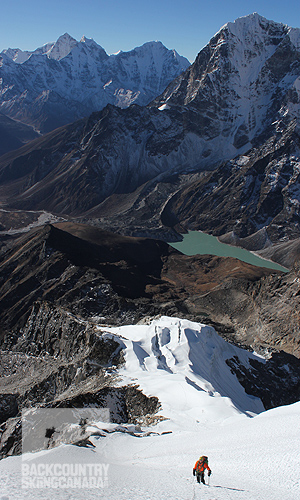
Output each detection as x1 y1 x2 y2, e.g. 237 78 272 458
1 0 300 62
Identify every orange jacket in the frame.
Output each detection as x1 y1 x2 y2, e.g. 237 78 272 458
194 458 211 473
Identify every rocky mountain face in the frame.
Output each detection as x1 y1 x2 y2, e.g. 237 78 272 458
162 119 300 244
151 13 300 162
0 34 190 134
0 104 200 215
1 222 300 356
1 222 300 457
0 223 171 456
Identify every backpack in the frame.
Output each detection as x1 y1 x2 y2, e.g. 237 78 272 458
196 456 208 472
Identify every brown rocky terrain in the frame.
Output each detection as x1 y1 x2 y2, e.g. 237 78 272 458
0 222 285 339
1 222 300 457
1 221 300 356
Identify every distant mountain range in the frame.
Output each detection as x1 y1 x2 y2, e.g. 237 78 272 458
0 34 190 133
0 13 299 247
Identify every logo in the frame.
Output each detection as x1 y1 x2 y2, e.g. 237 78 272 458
21 408 110 490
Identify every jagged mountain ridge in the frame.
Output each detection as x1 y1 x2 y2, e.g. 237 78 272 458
0 104 200 215
0 34 190 133
0 13 300 238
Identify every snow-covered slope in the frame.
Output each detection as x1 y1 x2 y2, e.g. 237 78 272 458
1 403 299 500
0 317 299 500
0 35 190 132
101 316 265 424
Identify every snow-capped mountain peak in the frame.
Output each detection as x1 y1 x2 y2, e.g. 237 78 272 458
148 12 300 168
1 47 32 64
80 35 90 43
224 12 284 34
46 32 77 60
0 33 78 64
77 35 108 61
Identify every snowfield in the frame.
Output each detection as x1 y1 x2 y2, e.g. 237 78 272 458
0 317 299 500
102 317 266 422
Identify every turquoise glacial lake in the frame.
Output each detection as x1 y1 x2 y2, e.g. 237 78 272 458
168 231 288 272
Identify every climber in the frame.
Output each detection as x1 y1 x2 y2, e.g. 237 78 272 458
193 455 212 484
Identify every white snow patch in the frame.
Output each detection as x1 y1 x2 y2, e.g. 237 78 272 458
103 79 112 89
158 103 170 111
236 155 249 166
